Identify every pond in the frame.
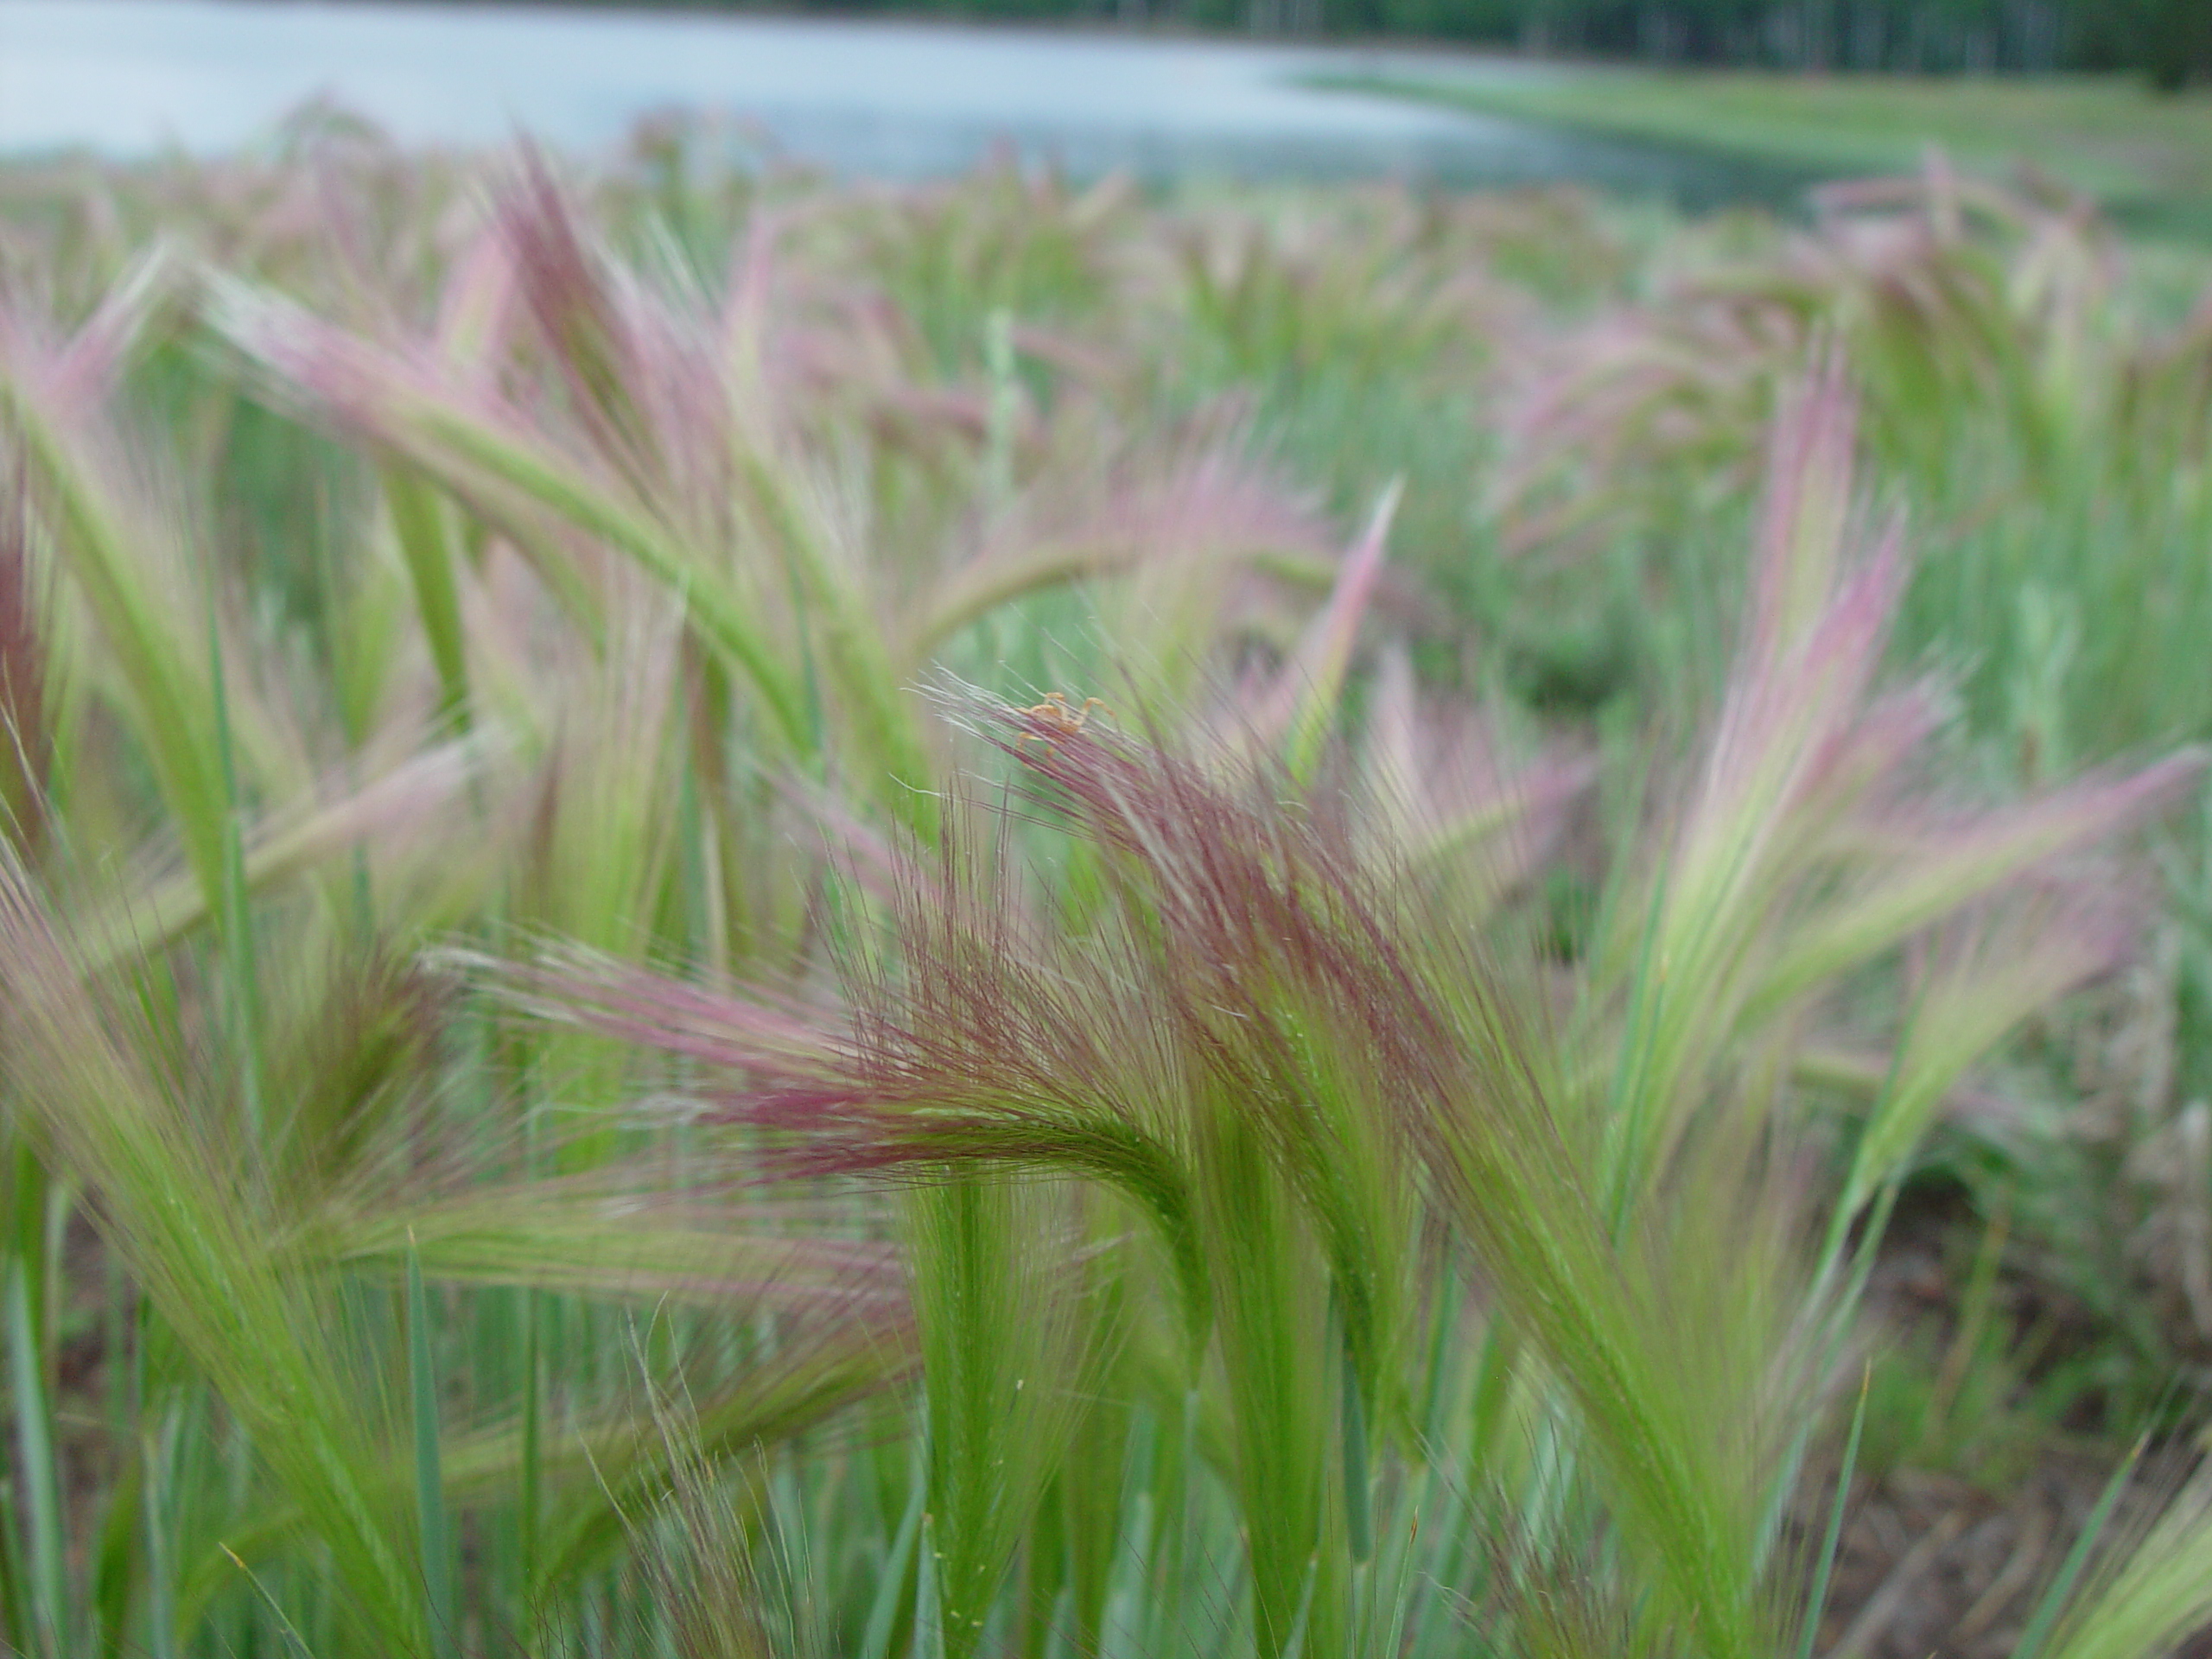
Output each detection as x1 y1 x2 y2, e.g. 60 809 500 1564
0 0 1821 205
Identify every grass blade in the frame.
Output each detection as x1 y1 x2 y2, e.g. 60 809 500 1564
914 1511 944 1659
406 1232 458 1659
1793 1366 1870 1659
382 467 471 731
861 1434 927 1659
2013 1436 2146 1659
6 1227 64 1657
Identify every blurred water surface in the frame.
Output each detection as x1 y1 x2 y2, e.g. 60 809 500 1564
0 0 1808 198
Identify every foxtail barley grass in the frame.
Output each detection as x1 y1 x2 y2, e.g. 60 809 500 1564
0 123 2208 1656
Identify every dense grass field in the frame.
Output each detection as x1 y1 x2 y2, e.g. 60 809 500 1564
5 109 2212 1657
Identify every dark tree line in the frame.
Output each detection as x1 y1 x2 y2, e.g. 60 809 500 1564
566 0 2209 84
1485 0 2211 82
1249 0 2202 82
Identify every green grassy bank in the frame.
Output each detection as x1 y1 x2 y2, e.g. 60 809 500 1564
1333 67 2212 234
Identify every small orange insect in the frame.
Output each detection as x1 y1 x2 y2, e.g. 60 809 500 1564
1014 691 1107 756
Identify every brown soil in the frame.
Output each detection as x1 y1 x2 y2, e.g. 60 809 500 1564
1813 1463 2101 1659
1802 1185 2211 1659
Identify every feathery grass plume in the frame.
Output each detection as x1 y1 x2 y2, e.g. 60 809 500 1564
200 265 812 746
209 157 1361 849
1491 162 2117 561
611 1378 783 1659
1170 190 1508 389
241 924 445 1207
1599 362 1902 1184
493 852 1195 1655
594 650 1706 1654
2036 1456 2212 1659
1424 363 2193 1659
840 160 1129 378
329 1181 906 1316
1739 750 2199 1023
1195 486 1588 913
0 448 53 860
191 1277 912 1630
1490 161 2212 760
0 279 276 917
1415 931 1810 1659
1354 643 1592 901
215 162 943 837
1238 476 1401 783
956 713 1427 1416
500 152 673 504
907 428 1335 678
69 730 508 969
496 725 1516 1656
477 906 1115 1659
1000 702 1807 1659
137 913 917 1638
1595 364 2201 1210
523 1280 916 1594
493 823 1214 1334
511 577 693 1155
1837 886 2140 1223
0 843 432 1653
